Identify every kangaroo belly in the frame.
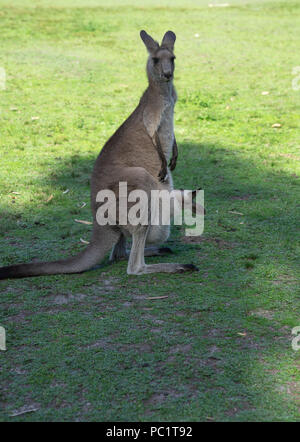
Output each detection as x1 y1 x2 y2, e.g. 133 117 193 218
146 224 170 244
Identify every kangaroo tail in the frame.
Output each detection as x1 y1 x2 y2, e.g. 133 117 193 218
0 227 119 280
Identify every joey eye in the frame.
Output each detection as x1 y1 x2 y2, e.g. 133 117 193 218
152 57 159 64
171 57 175 62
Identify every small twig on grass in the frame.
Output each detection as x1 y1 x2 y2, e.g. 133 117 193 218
75 219 92 225
146 296 169 300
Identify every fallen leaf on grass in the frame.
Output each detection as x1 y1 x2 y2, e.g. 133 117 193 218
31 116 40 121
79 202 87 208
75 219 92 225
146 296 169 300
261 91 269 95
63 189 69 194
10 405 39 417
272 123 281 128
11 191 20 195
45 195 53 203
237 332 247 336
80 238 90 244
229 210 243 215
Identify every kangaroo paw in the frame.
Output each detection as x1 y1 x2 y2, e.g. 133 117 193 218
158 247 173 255
178 264 199 272
158 169 168 182
168 157 177 171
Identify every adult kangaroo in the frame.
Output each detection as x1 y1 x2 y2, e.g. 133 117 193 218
0 30 199 279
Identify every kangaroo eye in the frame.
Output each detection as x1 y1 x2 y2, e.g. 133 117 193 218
152 57 159 64
171 57 175 62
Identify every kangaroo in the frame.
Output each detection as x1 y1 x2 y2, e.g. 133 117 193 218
0 30 199 279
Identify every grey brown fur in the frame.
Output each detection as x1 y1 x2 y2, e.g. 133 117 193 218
0 30 198 279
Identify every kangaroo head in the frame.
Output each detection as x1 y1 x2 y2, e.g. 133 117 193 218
140 30 176 83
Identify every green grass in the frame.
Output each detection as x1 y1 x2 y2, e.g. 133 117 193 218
0 0 300 422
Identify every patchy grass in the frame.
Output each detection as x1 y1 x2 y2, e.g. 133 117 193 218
0 0 300 422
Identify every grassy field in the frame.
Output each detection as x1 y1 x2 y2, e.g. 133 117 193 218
0 0 299 422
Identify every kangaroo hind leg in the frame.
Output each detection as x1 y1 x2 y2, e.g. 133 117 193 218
127 226 198 275
110 234 173 262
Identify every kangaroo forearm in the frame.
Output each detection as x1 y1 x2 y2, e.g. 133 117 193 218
169 137 178 171
153 131 168 181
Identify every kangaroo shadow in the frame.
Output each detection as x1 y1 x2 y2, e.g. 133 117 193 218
1 140 299 420
0 140 298 275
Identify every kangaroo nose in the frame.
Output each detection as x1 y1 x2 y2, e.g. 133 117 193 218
164 72 172 80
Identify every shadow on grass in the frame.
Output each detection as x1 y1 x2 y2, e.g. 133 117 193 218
0 140 298 273
0 141 299 421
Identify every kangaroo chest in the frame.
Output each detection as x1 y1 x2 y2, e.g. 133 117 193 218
157 97 174 161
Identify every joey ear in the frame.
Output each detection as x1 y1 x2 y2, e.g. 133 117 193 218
140 30 159 54
161 30 176 51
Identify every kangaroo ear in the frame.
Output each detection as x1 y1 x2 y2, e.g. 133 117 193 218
140 30 159 54
161 30 176 51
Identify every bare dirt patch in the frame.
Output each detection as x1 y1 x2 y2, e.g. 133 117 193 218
52 293 87 305
5 312 28 324
85 338 113 350
271 274 297 286
102 277 120 291
249 309 274 320
182 236 239 249
169 343 192 354
118 342 152 352
144 390 185 407
230 194 253 200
